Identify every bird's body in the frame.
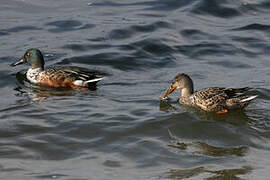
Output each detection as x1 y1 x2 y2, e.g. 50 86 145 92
178 87 256 112
11 49 103 89
26 66 102 88
161 73 257 113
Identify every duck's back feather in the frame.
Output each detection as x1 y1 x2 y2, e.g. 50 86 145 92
37 67 103 88
191 87 254 112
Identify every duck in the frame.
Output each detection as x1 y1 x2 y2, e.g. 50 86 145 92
160 73 258 113
10 48 103 89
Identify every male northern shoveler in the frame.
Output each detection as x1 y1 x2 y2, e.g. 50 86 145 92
160 73 258 113
10 48 103 89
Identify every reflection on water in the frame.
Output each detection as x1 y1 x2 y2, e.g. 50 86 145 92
168 167 206 180
159 98 180 112
168 128 248 157
168 141 248 157
168 166 252 180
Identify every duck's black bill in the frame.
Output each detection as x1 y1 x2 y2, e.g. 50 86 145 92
10 58 25 67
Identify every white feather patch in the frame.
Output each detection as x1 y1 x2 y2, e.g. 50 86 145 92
73 80 84 86
85 77 103 83
240 95 258 102
73 77 103 86
26 68 42 84
70 70 79 74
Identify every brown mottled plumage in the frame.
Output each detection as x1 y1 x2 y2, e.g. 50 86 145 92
160 73 257 112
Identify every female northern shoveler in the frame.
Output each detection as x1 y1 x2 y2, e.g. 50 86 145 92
160 73 258 113
10 48 103 89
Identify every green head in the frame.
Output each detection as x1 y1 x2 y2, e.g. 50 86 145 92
11 48 45 70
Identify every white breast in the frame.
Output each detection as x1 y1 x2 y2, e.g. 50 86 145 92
26 68 42 84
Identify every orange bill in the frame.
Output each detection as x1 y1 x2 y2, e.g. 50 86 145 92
160 85 176 99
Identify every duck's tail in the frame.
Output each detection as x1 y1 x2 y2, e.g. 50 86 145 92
84 77 103 84
73 77 103 87
240 95 258 102
226 94 258 109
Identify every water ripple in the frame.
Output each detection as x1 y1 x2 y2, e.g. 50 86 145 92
191 0 241 18
1 0 270 179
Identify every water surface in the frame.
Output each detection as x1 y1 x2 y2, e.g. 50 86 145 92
1 0 270 179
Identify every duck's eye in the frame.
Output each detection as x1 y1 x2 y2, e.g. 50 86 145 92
26 52 30 56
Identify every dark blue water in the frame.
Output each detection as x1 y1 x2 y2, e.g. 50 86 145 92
1 0 270 179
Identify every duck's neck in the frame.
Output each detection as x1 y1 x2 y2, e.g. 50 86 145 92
181 83 194 98
29 67 43 72
31 60 44 71
31 65 44 71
